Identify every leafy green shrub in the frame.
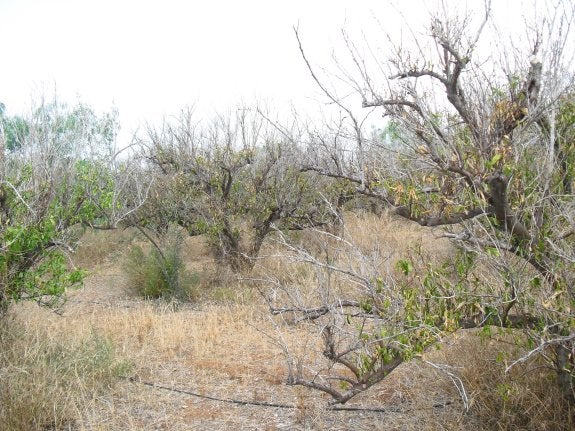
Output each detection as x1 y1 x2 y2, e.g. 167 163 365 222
124 227 199 302
0 320 129 431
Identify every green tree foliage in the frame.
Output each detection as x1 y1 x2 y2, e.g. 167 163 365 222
269 229 485 404
0 99 130 313
0 103 29 152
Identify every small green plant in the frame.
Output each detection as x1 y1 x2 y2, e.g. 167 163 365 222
124 226 199 302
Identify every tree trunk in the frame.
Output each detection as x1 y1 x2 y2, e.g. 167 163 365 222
0 122 7 313
555 343 574 401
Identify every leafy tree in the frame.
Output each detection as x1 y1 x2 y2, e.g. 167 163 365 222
0 99 145 313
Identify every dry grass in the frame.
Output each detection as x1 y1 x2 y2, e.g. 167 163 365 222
72 227 139 269
0 306 127 431
454 330 575 430
1 211 571 430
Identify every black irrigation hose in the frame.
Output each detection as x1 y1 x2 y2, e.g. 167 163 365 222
130 377 294 409
127 377 417 413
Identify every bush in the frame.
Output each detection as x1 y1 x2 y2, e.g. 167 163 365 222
124 227 199 302
0 319 128 430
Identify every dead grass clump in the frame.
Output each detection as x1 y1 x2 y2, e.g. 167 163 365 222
451 330 574 430
344 210 454 263
73 227 137 269
0 315 128 431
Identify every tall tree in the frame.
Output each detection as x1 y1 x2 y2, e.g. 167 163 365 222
274 1 575 403
0 99 146 312
138 107 341 271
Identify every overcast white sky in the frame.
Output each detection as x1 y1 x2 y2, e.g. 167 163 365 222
0 0 526 143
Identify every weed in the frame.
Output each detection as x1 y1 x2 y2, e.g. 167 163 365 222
124 226 199 303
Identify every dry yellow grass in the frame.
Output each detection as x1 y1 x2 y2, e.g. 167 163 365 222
2 211 571 430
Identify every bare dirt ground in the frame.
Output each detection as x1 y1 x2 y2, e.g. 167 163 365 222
11 217 501 430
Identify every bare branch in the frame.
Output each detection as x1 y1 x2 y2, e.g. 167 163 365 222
506 334 575 373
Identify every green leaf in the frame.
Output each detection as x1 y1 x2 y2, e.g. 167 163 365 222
486 247 500 257
397 259 413 275
487 153 502 169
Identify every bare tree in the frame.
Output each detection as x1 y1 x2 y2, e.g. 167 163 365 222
137 107 341 271
277 0 575 403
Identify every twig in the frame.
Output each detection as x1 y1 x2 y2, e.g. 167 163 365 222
423 360 470 412
505 334 575 373
0 180 36 215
